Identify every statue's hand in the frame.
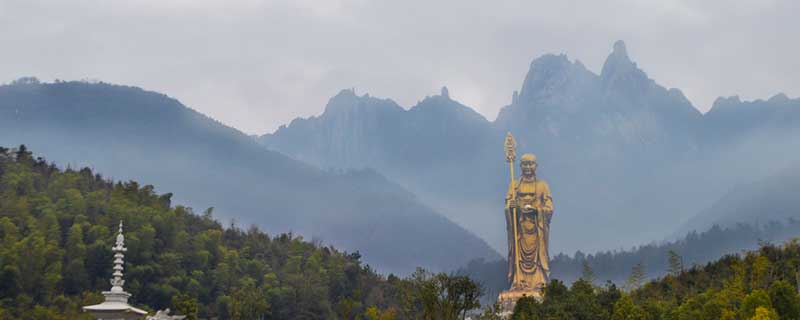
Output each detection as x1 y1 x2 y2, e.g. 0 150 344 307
521 205 541 215
506 198 516 208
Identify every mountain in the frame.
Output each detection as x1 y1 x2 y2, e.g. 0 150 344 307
260 41 717 254
0 79 500 275
671 94 800 235
498 40 701 152
493 40 704 250
702 93 800 146
260 87 502 243
677 164 800 235
262 87 496 180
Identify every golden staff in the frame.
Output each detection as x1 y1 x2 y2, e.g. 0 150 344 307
504 132 522 283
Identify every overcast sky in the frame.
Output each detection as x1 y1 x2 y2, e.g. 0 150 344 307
2 0 797 134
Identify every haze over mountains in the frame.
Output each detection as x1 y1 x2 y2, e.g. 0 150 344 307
3 40 798 276
261 40 800 255
675 94 800 235
0 78 500 275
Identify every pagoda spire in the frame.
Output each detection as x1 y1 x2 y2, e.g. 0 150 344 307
110 221 127 293
83 220 147 320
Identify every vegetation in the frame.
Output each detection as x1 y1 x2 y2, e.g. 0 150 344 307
461 219 800 301
503 240 800 320
5 144 800 320
0 146 484 319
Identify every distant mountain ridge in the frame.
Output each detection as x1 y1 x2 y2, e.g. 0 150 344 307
0 79 500 275
262 87 501 242
260 41 800 255
675 95 800 235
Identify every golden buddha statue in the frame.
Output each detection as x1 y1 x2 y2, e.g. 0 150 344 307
499 133 554 311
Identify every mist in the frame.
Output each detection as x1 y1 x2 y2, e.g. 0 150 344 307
2 0 799 134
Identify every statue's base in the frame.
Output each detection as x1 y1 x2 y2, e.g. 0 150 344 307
497 287 543 315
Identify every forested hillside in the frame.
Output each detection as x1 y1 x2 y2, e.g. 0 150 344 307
502 239 800 320
461 220 800 303
0 146 483 319
0 79 499 275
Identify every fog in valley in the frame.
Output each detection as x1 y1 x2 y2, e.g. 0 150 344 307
3 0 800 279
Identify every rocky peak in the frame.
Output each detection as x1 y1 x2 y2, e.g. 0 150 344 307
710 96 743 112
600 40 634 79
768 93 790 103
321 88 403 117
613 40 629 59
517 53 596 105
598 40 659 106
410 91 490 125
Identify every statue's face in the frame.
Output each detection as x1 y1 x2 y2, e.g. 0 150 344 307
521 160 537 177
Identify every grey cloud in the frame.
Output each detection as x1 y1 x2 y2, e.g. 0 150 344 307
1 0 797 134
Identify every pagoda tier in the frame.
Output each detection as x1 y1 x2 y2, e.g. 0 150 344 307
83 221 148 320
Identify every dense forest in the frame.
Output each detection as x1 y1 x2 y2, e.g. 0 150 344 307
0 146 485 319
461 220 800 302
502 239 800 320
5 144 800 319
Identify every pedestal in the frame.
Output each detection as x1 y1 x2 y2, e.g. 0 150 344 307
497 285 543 315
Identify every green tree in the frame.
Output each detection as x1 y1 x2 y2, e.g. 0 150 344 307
568 279 603 320
541 280 572 319
597 281 622 318
625 263 645 292
171 293 198 320
64 223 89 295
611 295 648 320
750 306 779 320
741 289 772 319
511 296 542 320
400 269 483 320
581 260 596 285
702 292 733 320
768 280 800 319
667 250 683 276
229 278 270 320
364 306 397 320
751 256 772 289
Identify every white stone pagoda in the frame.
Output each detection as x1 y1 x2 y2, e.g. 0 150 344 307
83 221 148 320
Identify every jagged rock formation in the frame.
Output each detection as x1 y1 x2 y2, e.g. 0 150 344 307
260 41 800 254
261 87 501 242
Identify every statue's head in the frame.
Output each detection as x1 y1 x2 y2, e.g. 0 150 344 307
520 153 537 178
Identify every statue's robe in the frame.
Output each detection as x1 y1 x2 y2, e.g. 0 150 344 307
505 176 553 291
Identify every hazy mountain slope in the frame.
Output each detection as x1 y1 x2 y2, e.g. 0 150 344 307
262 87 496 181
494 41 704 251
669 95 800 235
702 93 800 146
260 41 711 254
677 164 800 235
0 79 499 274
260 87 503 243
